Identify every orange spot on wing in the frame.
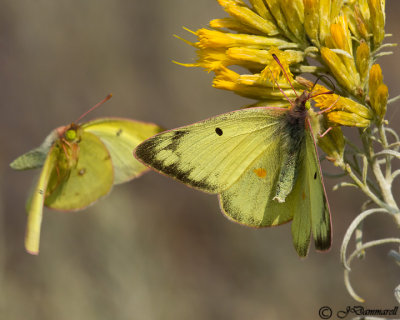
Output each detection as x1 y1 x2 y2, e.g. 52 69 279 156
253 168 267 178
302 191 306 200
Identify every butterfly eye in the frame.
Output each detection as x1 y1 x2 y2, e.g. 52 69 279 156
215 128 223 136
65 129 77 141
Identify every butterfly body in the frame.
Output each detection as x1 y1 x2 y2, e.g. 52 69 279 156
135 91 331 257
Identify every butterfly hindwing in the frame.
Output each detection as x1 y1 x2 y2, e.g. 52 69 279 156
135 108 287 193
219 131 295 227
83 118 163 184
288 121 331 256
305 121 331 251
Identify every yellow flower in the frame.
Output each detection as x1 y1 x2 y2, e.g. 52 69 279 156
355 41 370 84
226 47 303 70
369 64 383 95
322 15 361 94
303 0 320 47
210 18 263 35
195 28 296 50
329 16 353 54
343 4 369 40
258 47 304 84
174 48 236 71
321 47 359 95
367 0 386 48
213 66 298 100
327 110 371 127
374 84 388 122
369 64 388 122
318 120 345 166
217 0 279 36
343 0 385 50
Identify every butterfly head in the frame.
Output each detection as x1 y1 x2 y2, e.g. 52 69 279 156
56 123 82 143
292 90 312 112
65 124 79 142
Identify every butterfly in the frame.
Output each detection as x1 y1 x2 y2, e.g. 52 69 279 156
10 95 163 254
134 84 332 257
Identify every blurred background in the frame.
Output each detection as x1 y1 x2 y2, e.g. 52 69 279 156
1 1 400 319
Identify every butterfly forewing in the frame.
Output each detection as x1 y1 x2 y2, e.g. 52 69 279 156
25 144 58 254
135 108 286 193
44 131 114 210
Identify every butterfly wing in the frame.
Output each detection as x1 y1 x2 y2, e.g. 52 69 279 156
221 119 330 257
135 107 331 257
135 108 287 193
288 120 331 256
219 135 295 227
83 118 163 184
10 130 58 170
44 131 114 210
24 144 58 254
301 121 331 250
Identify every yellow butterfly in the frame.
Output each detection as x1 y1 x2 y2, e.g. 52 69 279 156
11 95 163 254
135 79 332 257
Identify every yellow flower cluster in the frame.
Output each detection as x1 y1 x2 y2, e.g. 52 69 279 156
178 0 388 129
319 0 385 95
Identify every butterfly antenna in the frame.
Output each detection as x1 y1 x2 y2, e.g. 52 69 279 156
267 66 294 107
74 93 113 123
272 54 298 98
267 67 295 108
309 75 335 98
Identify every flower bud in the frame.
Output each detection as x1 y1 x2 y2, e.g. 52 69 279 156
356 41 370 84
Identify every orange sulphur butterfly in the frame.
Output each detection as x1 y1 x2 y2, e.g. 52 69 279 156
11 95 163 254
135 79 332 257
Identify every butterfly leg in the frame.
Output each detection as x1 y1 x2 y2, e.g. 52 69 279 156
317 96 340 115
319 127 332 138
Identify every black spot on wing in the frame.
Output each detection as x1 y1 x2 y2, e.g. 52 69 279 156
215 127 223 136
135 130 216 192
314 172 317 180
116 129 123 137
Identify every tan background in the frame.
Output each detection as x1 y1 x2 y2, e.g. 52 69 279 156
1 1 400 319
